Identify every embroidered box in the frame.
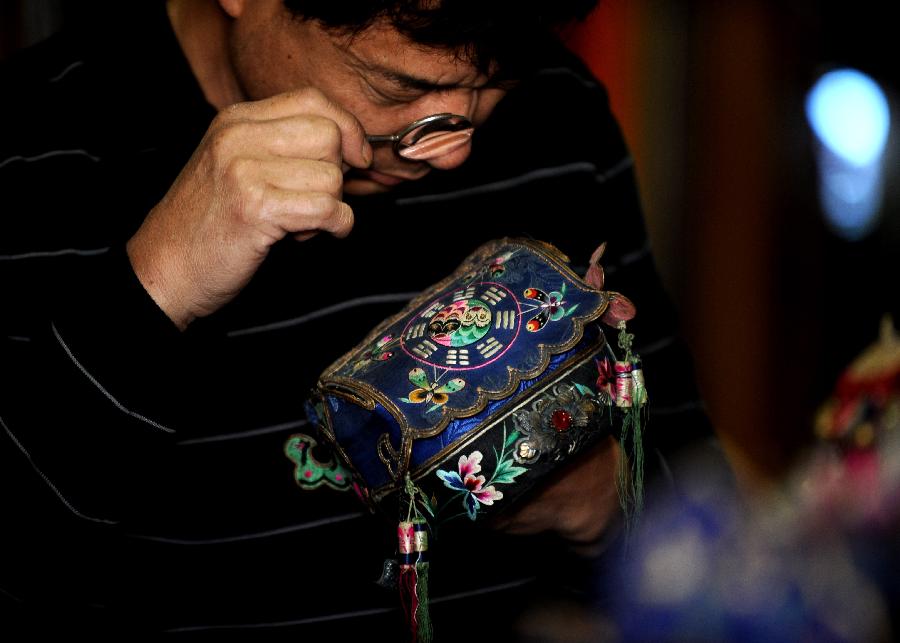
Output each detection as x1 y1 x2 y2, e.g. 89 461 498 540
300 238 638 523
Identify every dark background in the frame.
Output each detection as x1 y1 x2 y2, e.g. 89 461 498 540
568 0 900 492
3 0 898 495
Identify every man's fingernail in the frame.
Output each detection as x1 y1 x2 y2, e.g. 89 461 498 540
362 143 373 167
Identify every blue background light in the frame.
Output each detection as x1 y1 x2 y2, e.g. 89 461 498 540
806 68 890 167
806 68 891 239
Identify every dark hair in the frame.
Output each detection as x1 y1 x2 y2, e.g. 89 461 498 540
282 0 599 79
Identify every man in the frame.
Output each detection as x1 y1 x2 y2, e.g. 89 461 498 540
0 0 719 638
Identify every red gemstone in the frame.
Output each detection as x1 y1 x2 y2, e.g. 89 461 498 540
551 409 573 431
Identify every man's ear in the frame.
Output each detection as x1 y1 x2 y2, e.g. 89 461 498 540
218 0 245 18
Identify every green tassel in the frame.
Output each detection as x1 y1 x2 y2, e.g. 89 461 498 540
615 322 647 537
616 401 646 534
415 561 433 643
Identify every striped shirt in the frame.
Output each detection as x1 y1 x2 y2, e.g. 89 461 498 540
0 3 720 639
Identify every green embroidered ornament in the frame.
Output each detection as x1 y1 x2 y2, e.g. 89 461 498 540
284 433 352 491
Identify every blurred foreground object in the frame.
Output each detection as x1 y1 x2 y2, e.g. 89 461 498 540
601 317 900 642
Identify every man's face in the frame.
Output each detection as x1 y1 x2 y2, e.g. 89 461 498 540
224 0 508 195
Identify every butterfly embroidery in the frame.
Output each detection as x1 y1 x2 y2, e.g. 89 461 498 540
349 334 397 374
400 367 466 413
523 283 579 332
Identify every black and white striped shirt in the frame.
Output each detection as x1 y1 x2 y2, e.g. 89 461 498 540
0 3 719 639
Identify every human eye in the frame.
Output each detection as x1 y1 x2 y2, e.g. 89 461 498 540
363 78 425 106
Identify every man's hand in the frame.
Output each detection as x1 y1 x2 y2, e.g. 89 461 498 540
127 88 372 330
491 436 623 556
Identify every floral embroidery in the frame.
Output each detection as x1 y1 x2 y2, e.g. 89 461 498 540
595 356 616 403
436 428 526 520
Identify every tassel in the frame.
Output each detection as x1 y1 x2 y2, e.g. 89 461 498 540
615 322 648 536
398 476 433 643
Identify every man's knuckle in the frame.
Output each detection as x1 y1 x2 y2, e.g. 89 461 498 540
317 118 342 144
224 155 254 185
313 193 338 216
207 122 244 163
320 163 343 193
292 86 327 108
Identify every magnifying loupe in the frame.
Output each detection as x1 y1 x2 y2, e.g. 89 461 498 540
366 113 474 161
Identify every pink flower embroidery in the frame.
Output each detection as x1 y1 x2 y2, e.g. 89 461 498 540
437 451 504 519
596 356 616 401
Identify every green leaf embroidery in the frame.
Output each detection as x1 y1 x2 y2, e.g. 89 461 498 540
491 458 527 485
418 492 436 518
491 466 527 485
503 429 520 449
